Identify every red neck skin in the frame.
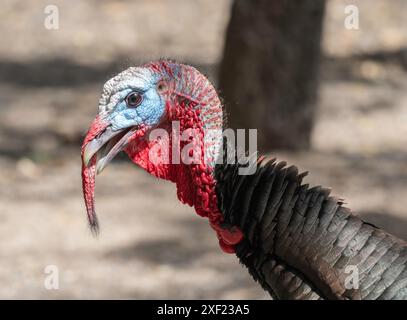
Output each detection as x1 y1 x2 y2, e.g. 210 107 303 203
125 98 243 253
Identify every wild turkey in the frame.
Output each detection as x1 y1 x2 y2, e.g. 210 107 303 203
81 60 407 300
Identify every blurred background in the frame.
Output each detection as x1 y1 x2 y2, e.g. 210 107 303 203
0 0 406 299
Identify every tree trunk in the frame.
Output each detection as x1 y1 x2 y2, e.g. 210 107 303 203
218 0 326 151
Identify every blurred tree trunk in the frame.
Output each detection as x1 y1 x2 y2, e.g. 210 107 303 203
219 0 326 151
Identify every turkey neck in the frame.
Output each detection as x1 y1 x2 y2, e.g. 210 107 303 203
162 72 243 253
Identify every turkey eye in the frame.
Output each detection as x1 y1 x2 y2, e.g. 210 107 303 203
125 92 143 107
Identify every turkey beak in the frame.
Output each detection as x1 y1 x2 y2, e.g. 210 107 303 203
83 125 137 174
81 117 137 233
